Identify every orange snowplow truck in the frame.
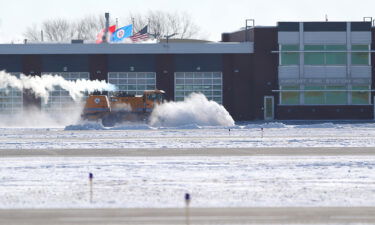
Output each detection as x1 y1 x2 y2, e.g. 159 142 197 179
82 90 165 126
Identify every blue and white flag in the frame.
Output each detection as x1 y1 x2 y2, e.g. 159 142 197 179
111 24 133 42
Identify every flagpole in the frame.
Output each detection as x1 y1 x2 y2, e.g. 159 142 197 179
147 18 151 39
116 18 118 29
132 17 135 35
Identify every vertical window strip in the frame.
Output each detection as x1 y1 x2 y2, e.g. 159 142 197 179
0 73 23 115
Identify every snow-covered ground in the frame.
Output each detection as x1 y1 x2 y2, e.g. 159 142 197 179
0 156 375 208
1 122 375 149
1 122 375 209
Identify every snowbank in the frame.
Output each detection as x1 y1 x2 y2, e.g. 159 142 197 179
294 123 342 129
65 122 105 130
244 122 287 129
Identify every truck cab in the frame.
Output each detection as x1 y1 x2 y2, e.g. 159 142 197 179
82 90 165 126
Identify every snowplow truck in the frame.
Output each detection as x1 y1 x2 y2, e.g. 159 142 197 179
82 90 165 126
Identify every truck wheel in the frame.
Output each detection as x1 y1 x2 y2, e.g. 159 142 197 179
102 115 116 127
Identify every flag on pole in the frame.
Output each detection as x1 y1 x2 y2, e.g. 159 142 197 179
96 25 116 44
130 26 149 43
111 24 133 42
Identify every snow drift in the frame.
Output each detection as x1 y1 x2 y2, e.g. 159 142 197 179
149 93 235 127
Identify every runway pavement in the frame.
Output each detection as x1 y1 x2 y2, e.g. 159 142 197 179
1 147 375 157
1 207 375 225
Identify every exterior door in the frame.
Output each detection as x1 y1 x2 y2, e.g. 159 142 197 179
264 96 274 120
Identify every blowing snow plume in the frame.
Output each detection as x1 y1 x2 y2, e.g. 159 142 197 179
0 71 116 127
149 93 235 127
0 71 116 103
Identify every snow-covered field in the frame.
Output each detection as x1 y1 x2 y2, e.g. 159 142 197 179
0 155 375 208
1 122 375 149
1 122 375 209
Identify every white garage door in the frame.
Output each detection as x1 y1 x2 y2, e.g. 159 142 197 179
174 72 223 104
108 72 156 96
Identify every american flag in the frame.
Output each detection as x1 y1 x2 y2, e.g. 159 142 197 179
130 26 149 42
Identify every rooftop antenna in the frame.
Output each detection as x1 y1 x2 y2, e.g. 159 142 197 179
325 14 328 22
40 30 44 42
165 33 178 44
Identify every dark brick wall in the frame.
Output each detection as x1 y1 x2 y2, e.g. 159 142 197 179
42 55 89 72
0 55 22 72
223 27 278 120
222 29 254 42
107 55 155 72
89 55 108 81
372 27 375 106
222 54 253 120
156 54 175 101
251 27 278 120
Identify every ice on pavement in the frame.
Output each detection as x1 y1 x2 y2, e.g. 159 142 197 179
0 156 375 208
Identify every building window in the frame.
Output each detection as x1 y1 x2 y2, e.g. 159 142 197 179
280 45 299 65
108 72 156 95
305 45 346 65
41 72 90 113
0 73 23 115
174 72 222 104
325 45 347 65
280 85 370 106
352 86 370 105
304 86 325 105
325 86 347 105
352 45 369 65
305 45 325 65
280 86 299 105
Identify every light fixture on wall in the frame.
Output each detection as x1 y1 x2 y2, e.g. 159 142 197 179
63 66 68 72
196 66 201 71
130 66 135 71
163 70 168 74
234 69 240 73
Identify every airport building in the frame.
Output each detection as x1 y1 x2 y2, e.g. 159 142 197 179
0 20 374 121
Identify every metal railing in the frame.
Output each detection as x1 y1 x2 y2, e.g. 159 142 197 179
245 19 255 42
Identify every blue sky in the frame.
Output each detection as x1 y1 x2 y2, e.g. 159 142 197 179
0 0 374 43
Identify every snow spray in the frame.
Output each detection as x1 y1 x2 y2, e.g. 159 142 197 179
149 93 235 127
0 71 116 103
0 105 84 128
0 71 116 127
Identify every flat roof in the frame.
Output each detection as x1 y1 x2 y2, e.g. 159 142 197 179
0 42 253 55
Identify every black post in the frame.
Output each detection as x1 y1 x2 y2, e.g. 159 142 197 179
89 173 94 203
185 193 191 225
